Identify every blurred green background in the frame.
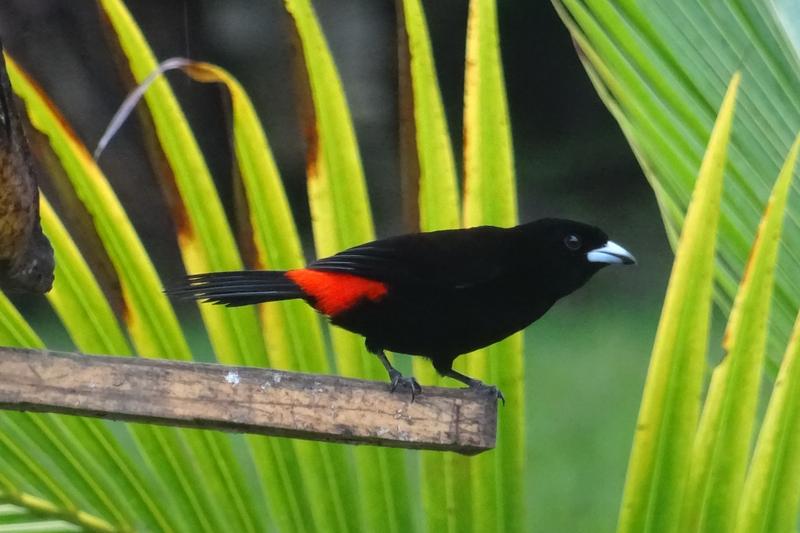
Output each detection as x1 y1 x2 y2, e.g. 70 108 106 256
0 1 679 530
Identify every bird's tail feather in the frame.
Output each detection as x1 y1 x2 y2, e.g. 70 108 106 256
167 270 304 307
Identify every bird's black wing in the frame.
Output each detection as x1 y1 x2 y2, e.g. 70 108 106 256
308 225 518 289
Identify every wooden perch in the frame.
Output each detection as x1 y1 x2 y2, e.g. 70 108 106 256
0 346 497 454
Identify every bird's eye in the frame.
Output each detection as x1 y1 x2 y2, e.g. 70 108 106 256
564 234 582 251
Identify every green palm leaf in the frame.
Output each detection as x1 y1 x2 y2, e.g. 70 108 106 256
284 1 413 531
617 74 739 533
554 0 800 369
0 306 115 532
95 2 341 530
552 2 800 532
683 134 799 532
180 60 360 533
462 1 523 531
9 55 243 533
0 1 540 531
737 293 800 532
397 1 461 531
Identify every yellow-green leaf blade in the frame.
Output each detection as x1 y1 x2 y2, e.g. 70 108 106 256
0 309 80 515
617 74 739 533
284 2 413 532
733 134 800 533
35 240 209 526
0 301 139 530
6 58 189 363
97 0 266 370
399 0 461 234
0 289 138 532
398 1 460 531
0 298 42 350
40 198 130 356
462 0 521 531
284 0 374 259
7 55 236 533
179 62 327 372
556 0 800 375
683 111 797 533
737 307 800 532
40 196 207 533
463 0 517 228
96 3 307 532
181 60 360 533
1 198 179 532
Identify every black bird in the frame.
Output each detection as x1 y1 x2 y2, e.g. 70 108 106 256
169 219 635 399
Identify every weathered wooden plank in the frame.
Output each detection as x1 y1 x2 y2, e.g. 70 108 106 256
0 346 497 454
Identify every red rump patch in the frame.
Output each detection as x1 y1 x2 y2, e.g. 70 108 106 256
286 269 388 316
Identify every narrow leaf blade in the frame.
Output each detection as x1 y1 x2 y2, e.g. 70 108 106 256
462 0 522 531
736 310 800 531
733 134 800 533
397 1 460 531
180 60 360 533
616 74 739 533
8 55 229 533
284 2 413 531
683 97 796 533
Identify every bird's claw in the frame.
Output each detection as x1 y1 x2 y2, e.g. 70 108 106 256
468 381 506 405
389 371 422 402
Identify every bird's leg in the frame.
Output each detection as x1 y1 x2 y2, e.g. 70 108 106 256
438 366 505 405
366 341 422 401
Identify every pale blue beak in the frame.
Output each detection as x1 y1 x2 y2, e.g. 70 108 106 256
587 241 636 265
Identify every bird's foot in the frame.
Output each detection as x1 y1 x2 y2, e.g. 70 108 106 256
467 380 505 405
388 370 422 402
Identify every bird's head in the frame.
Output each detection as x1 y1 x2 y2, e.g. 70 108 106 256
517 218 635 298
